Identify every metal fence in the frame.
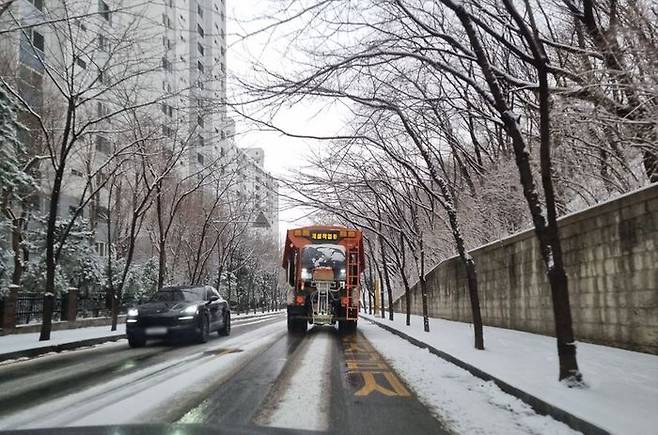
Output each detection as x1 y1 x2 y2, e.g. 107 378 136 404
77 291 111 318
4 289 130 327
15 293 62 325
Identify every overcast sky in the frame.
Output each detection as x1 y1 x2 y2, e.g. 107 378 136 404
226 0 348 232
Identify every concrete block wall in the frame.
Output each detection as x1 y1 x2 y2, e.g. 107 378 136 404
397 184 658 354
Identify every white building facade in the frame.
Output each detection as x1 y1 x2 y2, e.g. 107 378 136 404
0 0 279 263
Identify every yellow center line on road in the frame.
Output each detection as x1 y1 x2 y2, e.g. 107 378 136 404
341 333 411 398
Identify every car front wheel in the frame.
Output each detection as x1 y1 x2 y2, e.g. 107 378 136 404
218 311 231 336
128 334 146 348
197 315 209 343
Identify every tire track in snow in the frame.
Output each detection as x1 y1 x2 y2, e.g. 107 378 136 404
255 327 333 432
0 319 286 429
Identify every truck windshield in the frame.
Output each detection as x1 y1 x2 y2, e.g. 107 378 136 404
301 244 346 273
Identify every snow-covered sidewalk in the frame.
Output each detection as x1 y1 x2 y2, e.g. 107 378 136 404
361 313 658 435
0 324 126 361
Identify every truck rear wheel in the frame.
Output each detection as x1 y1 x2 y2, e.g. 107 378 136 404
287 317 307 334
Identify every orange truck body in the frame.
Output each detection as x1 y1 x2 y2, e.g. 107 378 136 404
282 225 364 333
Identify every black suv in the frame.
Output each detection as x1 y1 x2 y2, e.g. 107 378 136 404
126 285 230 347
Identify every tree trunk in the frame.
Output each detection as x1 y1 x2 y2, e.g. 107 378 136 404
378 234 394 321
419 238 429 333
374 262 385 319
10 216 24 284
452 3 581 380
157 238 166 290
40 167 64 341
400 234 411 327
464 257 483 349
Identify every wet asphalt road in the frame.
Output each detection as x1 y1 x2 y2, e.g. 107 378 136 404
0 313 448 434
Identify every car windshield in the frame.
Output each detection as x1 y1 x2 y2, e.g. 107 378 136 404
149 288 202 303
301 244 346 273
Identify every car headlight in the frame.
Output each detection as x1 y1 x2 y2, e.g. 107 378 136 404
182 305 198 315
301 268 312 280
338 268 346 280
127 308 139 317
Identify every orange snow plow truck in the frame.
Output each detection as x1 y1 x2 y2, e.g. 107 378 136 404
282 225 364 334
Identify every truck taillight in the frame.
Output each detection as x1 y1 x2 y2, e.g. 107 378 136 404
295 295 305 305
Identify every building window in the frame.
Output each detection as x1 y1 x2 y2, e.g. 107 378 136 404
95 135 110 153
197 153 204 164
98 34 108 51
29 0 44 11
197 4 203 17
197 24 204 38
98 68 105 83
161 103 173 117
162 57 172 72
75 56 87 69
197 42 204 56
162 14 172 29
162 125 173 137
96 171 108 187
97 101 111 117
197 115 204 127
71 168 83 177
99 0 111 22
95 242 107 257
95 205 109 221
220 130 226 140
197 61 204 72
31 30 45 51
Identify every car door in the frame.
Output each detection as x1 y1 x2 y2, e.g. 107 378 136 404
205 286 221 329
211 287 227 327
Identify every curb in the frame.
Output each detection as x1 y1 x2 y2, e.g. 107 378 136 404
364 316 609 435
0 334 126 363
232 311 285 322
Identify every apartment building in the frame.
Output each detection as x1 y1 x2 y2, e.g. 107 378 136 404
1 0 280 259
242 147 280 242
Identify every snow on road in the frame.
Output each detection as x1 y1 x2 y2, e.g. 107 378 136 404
360 321 579 435
259 330 333 432
0 311 283 361
0 319 286 429
362 313 658 435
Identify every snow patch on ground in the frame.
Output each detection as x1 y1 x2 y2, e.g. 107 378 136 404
0 325 125 356
361 322 578 435
362 313 658 435
264 332 332 432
